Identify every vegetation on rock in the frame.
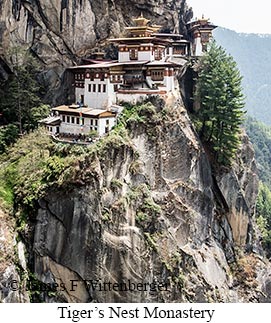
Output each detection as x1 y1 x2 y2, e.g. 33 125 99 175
194 42 245 166
0 124 19 154
215 28 271 125
0 130 80 211
245 116 271 188
0 47 49 135
244 116 271 256
256 182 271 257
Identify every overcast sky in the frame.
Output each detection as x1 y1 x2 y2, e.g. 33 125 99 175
187 0 271 34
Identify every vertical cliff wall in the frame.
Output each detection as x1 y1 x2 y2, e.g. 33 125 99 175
2 93 267 303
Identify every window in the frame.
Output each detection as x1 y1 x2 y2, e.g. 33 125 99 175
76 118 80 125
98 84 101 92
93 84 96 92
106 119 109 125
129 49 138 60
154 49 162 60
95 119 98 126
82 118 84 125
91 75 94 81
88 84 91 92
202 44 208 52
103 84 106 92
67 116 70 123
151 70 164 81
90 119 93 125
101 74 104 81
114 84 118 92
71 117 75 123
62 115 66 122
90 126 93 131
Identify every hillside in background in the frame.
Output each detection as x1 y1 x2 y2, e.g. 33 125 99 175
244 117 271 189
244 117 271 257
214 28 271 125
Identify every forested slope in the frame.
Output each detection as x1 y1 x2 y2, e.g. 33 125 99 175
214 28 271 125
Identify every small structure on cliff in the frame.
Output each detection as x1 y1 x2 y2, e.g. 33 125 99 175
40 14 216 137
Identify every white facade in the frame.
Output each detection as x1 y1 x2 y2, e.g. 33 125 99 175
95 117 115 137
164 69 175 92
193 36 203 56
59 114 115 136
84 78 115 109
118 51 130 62
138 50 154 61
118 44 167 63
45 125 59 135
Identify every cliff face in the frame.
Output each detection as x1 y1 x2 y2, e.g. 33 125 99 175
1 90 270 302
0 0 192 102
0 207 29 302
18 94 268 303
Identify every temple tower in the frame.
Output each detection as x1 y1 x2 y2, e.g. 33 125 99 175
187 16 217 56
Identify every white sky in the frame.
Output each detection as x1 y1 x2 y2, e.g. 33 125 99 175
187 0 271 34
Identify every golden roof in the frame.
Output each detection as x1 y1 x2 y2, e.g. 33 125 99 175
133 13 150 26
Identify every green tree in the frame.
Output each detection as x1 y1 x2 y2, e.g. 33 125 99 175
256 182 271 256
194 41 245 165
0 47 42 133
244 116 271 188
27 104 50 130
0 124 19 153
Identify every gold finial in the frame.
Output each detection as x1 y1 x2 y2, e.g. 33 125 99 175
133 13 150 26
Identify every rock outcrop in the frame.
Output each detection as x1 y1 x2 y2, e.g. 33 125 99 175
22 93 269 303
0 207 29 302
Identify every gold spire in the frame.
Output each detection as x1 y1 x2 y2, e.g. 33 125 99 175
133 13 150 26
199 14 209 23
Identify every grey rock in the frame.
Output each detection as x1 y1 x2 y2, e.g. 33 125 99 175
28 93 270 302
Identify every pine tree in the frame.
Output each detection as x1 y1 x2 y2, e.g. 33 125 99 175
194 42 245 166
0 47 42 133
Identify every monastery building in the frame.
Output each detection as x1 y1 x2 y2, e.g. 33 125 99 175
40 14 216 137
